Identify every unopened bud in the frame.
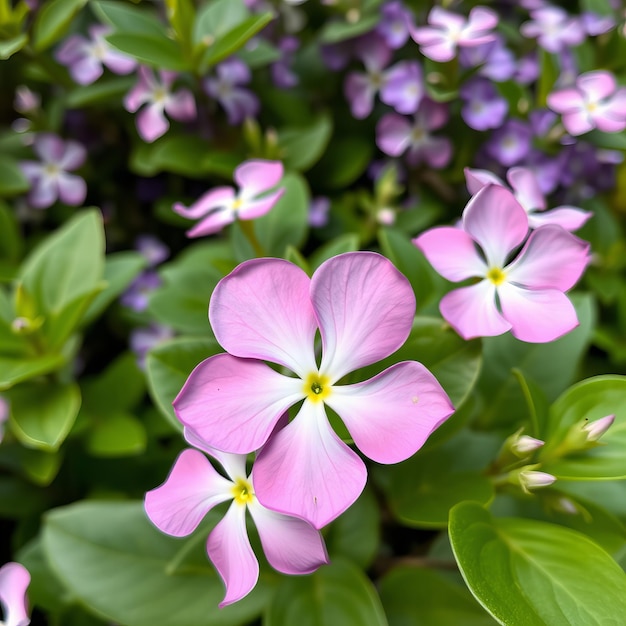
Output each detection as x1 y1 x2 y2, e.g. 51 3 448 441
518 469 556 493
581 414 615 442
511 435 544 457
376 207 396 226
11 316 43 335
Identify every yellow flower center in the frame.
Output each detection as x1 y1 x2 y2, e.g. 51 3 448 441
231 478 254 506
486 267 506 286
232 197 243 212
303 372 331 403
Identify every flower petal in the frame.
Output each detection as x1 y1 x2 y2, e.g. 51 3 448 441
237 188 285 220
0 562 30 626
34 133 65 162
207 502 259 607
253 400 367 529
313 252 415 380
57 173 87 206
506 225 590 291
27 176 57 209
578 70 616 101
173 187 234 219
174 354 304 453
507 166 545 212
137 103 169 143
440 281 511 339
376 113 411 156
462 184 529 267
209 258 318 375
144 449 233 537
413 226 487 282
235 160 284 198
185 209 235 238
183 428 248 482
464 167 504 195
498 284 579 343
527 206 592 231
327 362 454 464
247 497 329 574
165 89 196 122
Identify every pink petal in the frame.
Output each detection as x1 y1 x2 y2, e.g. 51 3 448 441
137 103 169 143
247 498 329 574
124 67 154 112
506 225 590 291
165 89 196 122
313 252 415 380
461 7 498 44
19 161 43 184
417 38 457 62
507 166 545 211
547 88 585 114
28 176 57 209
207 502 259 607
183 428 248 483
413 226 487 282
237 188 285 220
498 284 579 343
144 449 233 537
527 206 592 231
58 140 86 170
578 70 616 101
235 160 284 199
55 35 86 65
561 111 594 136
103 48 137 74
462 185 529 267
440 282 511 340
376 113 411 156
344 72 377 119
173 354 304 453
57 173 87 206
185 208 234 237
253 401 367 529
429 7 465 31
0 562 30 626
209 258 318 376
70 56 103 85
326 362 454 464
464 167 504 195
34 133 65 162
173 187 235 219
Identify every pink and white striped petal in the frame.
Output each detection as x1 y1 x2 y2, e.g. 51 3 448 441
173 354 304 453
185 208 234 237
209 258 318 375
247 497 329 574
136 103 169 143
183 428 249 482
464 167 504 195
173 187 235 219
413 226 487 282
326 362 454 464
506 225 590 291
207 503 259 608
57 173 87 206
253 400 367 529
0 562 30 626
237 188 285 220
235 160 284 199
578 71 616 102
440 281 511 340
546 88 585 115
313 252 415 380
144 449 233 537
462 185 529 267
527 206 592 231
34 133 65 162
507 167 546 212
376 113 412 156
498 284 579 343
165 89 196 122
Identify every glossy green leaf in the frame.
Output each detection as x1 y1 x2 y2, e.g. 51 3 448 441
309 233 360 271
43 501 270 626
278 115 333 172
450 502 626 626
106 32 188 71
379 567 496 626
264 558 388 626
310 137 373 189
0 155 29 196
539 376 626 480
0 201 22 262
32 0 87 51
0 353 65 390
0 33 29 60
319 14 380 43
91 0 165 36
65 76 135 108
145 337 222 428
192 0 248 44
86 412 146 457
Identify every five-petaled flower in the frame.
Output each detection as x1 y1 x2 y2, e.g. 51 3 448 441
414 185 590 343
0 562 30 626
144 440 328 607
173 160 285 238
173 251 454 529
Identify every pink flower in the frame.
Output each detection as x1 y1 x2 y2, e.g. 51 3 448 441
464 166 591 231
520 7 585 53
56 25 136 85
411 6 498 62
0 562 30 626
414 185 590 343
20 133 86 209
173 160 284 237
124 67 196 143
145 444 328 607
547 70 626 136
173 252 454 528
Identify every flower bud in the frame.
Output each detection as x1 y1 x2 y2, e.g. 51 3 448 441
581 414 615 443
511 434 545 457
517 468 556 493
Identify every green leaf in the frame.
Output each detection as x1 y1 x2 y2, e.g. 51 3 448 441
145 337 222 427
253 172 309 257
192 0 248 44
65 76 135 108
0 353 65 390
310 136 373 189
86 412 146 457
32 0 87 51
0 33 28 60
309 233 360 271
539 375 626 480
43 501 271 626
237 38 280 68
0 476 48 518
91 0 165 36
379 567 497 626
0 201 22 262
106 32 188 71
0 155 29 196
319 14 380 43
265 558 388 626
8 382 81 451
580 0 614 17
449 502 626 626
278 115 333 172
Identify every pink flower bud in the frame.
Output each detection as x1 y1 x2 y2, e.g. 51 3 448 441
582 414 615 442
519 470 557 492
512 435 545 456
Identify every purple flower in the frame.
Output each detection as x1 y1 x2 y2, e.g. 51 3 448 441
459 36 517 82
56 25 136 85
381 61 424 115
13 86 40 115
135 235 169 267
581 12 615 36
411 5 498 62
520 7 585 53
204 58 259 125
130 324 174 369
460 78 508 131
20 133 87 209
376 1 414 49
120 271 162 312
548 70 626 135
124 67 196 143
271 36 300 89
0 561 31 626
308 196 330 227
376 99 452 168
484 119 533 167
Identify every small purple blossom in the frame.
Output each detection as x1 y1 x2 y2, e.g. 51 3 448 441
484 119 533 167
124 67 196 143
271 36 300 89
520 7 585 53
459 36 517 82
20 133 87 209
308 196 330 228
581 12 615 36
376 1 414 49
130 324 174 369
120 271 162 313
135 235 169 267
204 58 259 125
381 61 424 115
460 78 508 131
13 86 40 115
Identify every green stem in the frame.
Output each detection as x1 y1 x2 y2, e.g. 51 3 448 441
238 219 266 257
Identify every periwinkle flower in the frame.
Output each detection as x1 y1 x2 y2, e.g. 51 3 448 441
376 1 414 49
414 185 590 342
173 252 454 528
130 324 174 369
20 133 87 209
56 25 136 85
145 444 328 606
484 119 533 167
520 6 585 53
308 196 330 228
135 234 169 267
120 271 161 312
459 36 516 82
0 562 30 626
271 36 300 88
124 67 196 143
459 77 508 131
